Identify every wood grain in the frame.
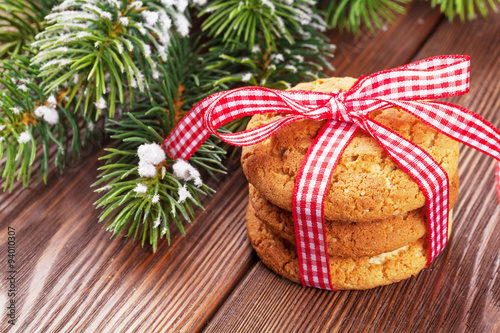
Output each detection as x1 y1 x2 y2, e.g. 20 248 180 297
204 9 500 333
0 154 257 332
1 1 499 332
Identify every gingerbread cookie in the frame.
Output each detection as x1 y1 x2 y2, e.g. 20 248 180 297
241 77 460 222
246 203 453 290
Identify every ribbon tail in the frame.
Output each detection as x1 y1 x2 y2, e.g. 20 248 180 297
377 99 500 204
496 160 500 204
360 117 450 266
378 100 500 161
292 120 359 290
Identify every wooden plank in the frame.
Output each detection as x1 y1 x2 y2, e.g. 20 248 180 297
0 119 101 217
394 10 500 333
204 9 500 333
0 1 444 333
0 153 256 332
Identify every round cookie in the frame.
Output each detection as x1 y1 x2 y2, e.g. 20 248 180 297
241 77 460 223
246 203 452 290
249 170 458 258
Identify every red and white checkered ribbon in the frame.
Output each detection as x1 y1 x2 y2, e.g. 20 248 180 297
496 162 500 205
164 55 500 290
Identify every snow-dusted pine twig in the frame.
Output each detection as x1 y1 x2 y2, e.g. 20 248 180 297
93 37 228 251
0 51 99 191
200 0 322 51
31 0 192 119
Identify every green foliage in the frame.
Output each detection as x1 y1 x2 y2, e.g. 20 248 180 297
200 0 334 90
200 0 322 51
196 0 335 138
0 0 58 58
0 51 99 191
209 30 335 91
94 112 225 251
320 0 410 33
430 0 499 20
31 0 191 119
93 37 229 250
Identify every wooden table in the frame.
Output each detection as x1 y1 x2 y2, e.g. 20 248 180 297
2 1 500 332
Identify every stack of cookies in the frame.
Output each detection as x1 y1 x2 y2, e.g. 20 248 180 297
241 77 460 290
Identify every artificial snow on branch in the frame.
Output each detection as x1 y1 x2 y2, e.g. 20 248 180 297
92 36 229 251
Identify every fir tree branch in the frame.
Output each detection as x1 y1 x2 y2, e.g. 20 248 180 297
204 17 335 135
31 0 192 119
200 0 323 51
319 0 410 33
209 32 335 91
92 28 336 251
0 0 58 58
0 50 100 191
93 36 229 251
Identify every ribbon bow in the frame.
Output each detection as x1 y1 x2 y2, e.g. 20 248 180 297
164 55 500 290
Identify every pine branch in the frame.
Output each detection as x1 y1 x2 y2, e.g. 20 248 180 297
92 21 336 251
209 32 335 91
31 0 192 119
0 0 58 58
320 0 410 33
430 0 499 20
200 0 322 51
198 0 335 133
200 0 335 89
0 50 100 191
93 36 229 251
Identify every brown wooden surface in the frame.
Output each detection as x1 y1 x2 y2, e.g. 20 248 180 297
1 1 499 332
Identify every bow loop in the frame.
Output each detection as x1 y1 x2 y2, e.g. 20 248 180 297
346 55 470 102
